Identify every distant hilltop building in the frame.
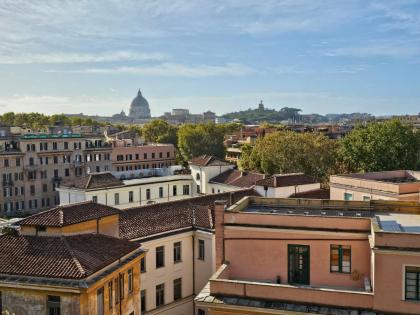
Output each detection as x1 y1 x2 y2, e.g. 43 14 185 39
129 89 151 119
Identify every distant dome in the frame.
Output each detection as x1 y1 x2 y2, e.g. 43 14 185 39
129 89 151 119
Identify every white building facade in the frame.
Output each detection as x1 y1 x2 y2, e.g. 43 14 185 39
58 174 195 209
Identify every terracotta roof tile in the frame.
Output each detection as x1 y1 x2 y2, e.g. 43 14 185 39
0 234 141 279
62 172 124 190
290 188 330 199
210 169 264 188
120 189 259 240
255 173 318 188
189 155 231 167
19 201 121 227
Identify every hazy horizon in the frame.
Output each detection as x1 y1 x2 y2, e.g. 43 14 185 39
1 1 420 117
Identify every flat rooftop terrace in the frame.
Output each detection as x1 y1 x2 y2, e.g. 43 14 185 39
228 197 420 233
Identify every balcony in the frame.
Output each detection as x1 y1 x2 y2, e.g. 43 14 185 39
2 180 13 187
207 264 374 311
24 164 39 171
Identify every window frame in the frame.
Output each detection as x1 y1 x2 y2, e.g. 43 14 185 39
156 283 165 308
174 241 182 263
198 239 205 260
404 265 420 301
140 256 146 273
344 192 353 201
156 246 165 268
330 244 351 274
141 289 146 312
173 278 182 301
128 268 133 294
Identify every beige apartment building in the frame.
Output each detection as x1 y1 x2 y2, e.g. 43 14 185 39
0 133 112 215
330 170 420 202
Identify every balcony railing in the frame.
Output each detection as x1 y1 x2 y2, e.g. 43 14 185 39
2 180 13 187
209 264 374 310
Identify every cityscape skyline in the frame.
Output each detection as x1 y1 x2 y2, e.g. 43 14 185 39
1 1 420 116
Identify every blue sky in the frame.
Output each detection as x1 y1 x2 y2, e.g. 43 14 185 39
0 0 420 117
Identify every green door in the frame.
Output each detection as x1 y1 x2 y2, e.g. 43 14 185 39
288 245 310 285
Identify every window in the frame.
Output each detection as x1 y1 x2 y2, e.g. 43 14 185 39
183 185 190 195
144 153 147 159
363 196 371 201
197 185 201 194
141 290 146 312
156 283 165 308
114 193 120 205
173 278 182 301
344 192 353 201
198 239 205 260
159 187 164 198
128 268 133 294
119 273 124 300
97 287 104 315
4 159 9 167
174 242 182 263
196 173 200 180
47 295 61 315
152 153 155 159
115 278 120 304
92 196 98 203
172 185 177 196
156 246 165 268
330 245 351 273
198 309 206 315
129 191 134 203
146 189 151 200
140 256 146 273
43 184 48 193
64 142 68 150
108 281 113 309
405 266 420 301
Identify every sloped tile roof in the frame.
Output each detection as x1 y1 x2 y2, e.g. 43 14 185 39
255 173 318 188
0 234 141 279
19 201 121 227
189 155 231 167
210 169 264 188
61 172 124 190
290 188 330 199
119 189 259 240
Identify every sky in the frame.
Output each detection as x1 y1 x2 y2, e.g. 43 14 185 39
0 0 420 117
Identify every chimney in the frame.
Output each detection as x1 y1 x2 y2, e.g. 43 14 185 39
214 200 228 269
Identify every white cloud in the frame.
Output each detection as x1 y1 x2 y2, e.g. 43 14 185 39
47 62 255 77
0 51 167 65
323 39 420 58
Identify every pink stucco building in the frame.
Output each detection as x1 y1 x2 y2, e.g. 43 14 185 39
195 197 420 314
330 170 420 202
111 142 176 172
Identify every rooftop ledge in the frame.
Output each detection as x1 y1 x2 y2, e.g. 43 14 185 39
209 264 374 310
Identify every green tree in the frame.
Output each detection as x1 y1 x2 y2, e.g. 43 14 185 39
240 131 339 181
340 120 420 172
142 119 178 145
178 123 225 161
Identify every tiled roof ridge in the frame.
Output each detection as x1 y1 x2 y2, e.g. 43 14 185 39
61 236 86 278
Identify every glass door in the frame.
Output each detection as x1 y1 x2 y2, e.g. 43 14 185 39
288 245 310 285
